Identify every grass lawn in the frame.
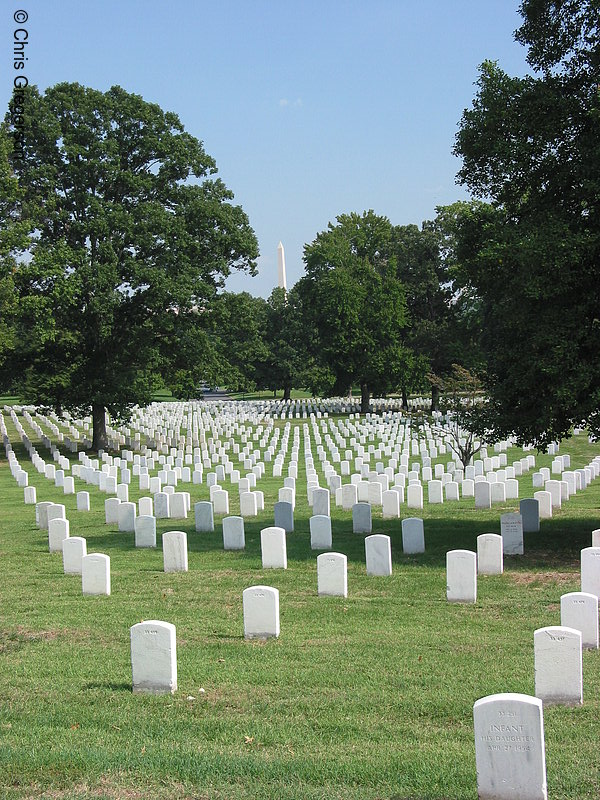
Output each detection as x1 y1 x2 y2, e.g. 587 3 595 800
1 409 599 799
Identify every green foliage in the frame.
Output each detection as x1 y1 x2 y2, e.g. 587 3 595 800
3 82 258 446
453 2 600 447
209 291 270 393
300 211 409 410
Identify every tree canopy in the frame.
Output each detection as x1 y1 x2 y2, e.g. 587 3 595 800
453 0 600 447
300 211 409 412
3 82 258 448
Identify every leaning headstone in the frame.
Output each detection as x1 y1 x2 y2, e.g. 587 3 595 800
401 517 425 554
560 591 599 649
81 553 110 595
580 546 600 597
477 533 503 575
62 536 87 575
446 549 477 603
194 501 214 532
162 531 188 572
223 516 245 550
260 526 287 569
243 585 280 639
48 517 70 553
134 515 156 548
274 500 294 533
534 626 582 706
130 620 177 694
352 502 372 534
317 552 347 597
520 498 540 533
501 513 524 555
365 534 392 577
473 693 547 800
310 515 332 550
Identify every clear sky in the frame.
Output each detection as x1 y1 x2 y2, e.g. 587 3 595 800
1 0 532 297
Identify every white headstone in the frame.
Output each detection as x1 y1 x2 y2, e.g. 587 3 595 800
406 483 423 509
533 491 552 519
260 526 287 569
317 552 347 597
501 513 524 555
104 497 121 524
534 626 582 706
473 693 547 800
48 517 69 552
223 516 245 550
274 501 294 533
240 490 258 517
134 515 156 548
194 501 214 532
243 585 280 639
477 533 504 575
428 480 444 504
581 546 600 597
154 492 170 519
310 515 332 550
162 530 188 572
352 502 372 534
62 536 87 574
446 549 477 603
118 501 137 532
365 534 392 576
130 620 177 694
475 481 492 509
312 488 330 517
81 553 110 595
76 491 90 512
401 517 425 554
560 591 598 650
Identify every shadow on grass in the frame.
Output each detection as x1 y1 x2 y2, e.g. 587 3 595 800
84 681 131 692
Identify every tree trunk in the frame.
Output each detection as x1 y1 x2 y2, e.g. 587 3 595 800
92 403 108 452
283 385 291 401
431 384 440 414
360 383 371 414
401 386 409 411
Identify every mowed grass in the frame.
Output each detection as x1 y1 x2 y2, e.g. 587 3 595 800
1 411 600 799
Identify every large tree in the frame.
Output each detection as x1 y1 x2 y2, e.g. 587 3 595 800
390 222 476 412
453 0 600 447
208 291 269 394
300 211 408 412
4 82 258 448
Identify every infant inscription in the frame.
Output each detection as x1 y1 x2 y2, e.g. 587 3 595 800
474 693 547 800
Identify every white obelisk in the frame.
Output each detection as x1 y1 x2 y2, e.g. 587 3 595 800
277 241 287 292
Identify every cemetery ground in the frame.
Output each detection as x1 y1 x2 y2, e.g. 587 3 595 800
1 412 600 799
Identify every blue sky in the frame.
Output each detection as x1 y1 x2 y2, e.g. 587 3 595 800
2 1 531 297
